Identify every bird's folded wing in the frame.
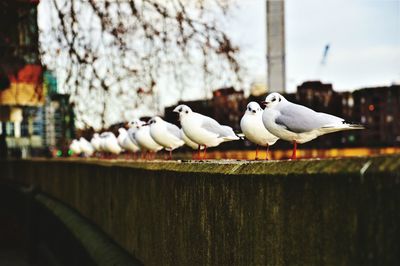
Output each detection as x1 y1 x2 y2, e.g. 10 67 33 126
166 123 182 139
127 129 139 145
276 104 344 133
200 116 229 137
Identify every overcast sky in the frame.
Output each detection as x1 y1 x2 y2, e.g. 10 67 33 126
230 0 400 93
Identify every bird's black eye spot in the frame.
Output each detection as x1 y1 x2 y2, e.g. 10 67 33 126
179 108 182 112
248 107 251 111
271 98 276 102
185 110 189 114
278 97 281 102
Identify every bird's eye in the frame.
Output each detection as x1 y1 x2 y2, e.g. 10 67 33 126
271 98 276 102
185 110 189 114
278 97 281 102
179 108 182 112
248 107 251 111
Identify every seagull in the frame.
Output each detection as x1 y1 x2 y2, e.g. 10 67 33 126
69 139 82 156
134 120 163 158
180 129 204 150
180 129 205 160
261 92 364 159
148 116 184 159
100 132 122 157
90 133 102 153
117 127 140 158
173 104 239 159
240 102 279 160
127 119 143 157
79 137 95 157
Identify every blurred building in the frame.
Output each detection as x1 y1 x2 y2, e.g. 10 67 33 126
353 85 400 146
0 0 44 158
212 87 246 131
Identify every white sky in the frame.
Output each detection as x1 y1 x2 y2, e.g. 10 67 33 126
230 0 400 92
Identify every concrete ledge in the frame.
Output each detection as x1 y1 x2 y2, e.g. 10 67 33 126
17 154 400 175
1 155 400 265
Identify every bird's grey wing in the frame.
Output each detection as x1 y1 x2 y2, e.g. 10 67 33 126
127 128 139 145
200 115 230 137
166 123 182 139
276 103 343 133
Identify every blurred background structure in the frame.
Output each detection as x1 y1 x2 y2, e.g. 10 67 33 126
0 0 74 159
266 0 286 93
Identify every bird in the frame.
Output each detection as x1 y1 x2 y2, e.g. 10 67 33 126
180 129 203 150
79 137 95 157
100 132 122 157
240 102 279 160
117 127 140 158
261 92 364 159
148 116 184 159
69 139 82 156
173 104 239 159
134 120 163 159
127 119 144 156
90 133 102 153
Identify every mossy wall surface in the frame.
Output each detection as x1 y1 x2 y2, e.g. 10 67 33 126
1 156 400 265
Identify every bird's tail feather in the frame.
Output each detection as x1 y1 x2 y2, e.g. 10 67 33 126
222 135 240 141
321 122 365 132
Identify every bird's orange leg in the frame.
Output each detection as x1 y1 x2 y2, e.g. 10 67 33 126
202 145 207 160
291 141 297 160
197 145 201 160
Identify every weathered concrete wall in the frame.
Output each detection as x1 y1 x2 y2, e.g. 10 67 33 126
0 184 141 265
1 156 400 265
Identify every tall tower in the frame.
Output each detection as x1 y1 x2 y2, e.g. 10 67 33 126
266 0 286 93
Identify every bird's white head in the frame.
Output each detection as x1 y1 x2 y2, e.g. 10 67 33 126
262 93 285 109
118 128 127 134
148 116 163 125
245 102 263 115
128 119 145 129
173 105 192 116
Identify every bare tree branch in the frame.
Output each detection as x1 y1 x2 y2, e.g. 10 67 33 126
39 0 243 130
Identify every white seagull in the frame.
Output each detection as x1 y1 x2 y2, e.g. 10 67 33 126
90 133 102 153
240 102 279 160
261 92 364 159
127 119 143 149
69 139 82 156
118 127 140 155
134 120 163 158
79 137 95 157
100 132 122 156
173 104 239 159
180 129 204 150
148 116 184 159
